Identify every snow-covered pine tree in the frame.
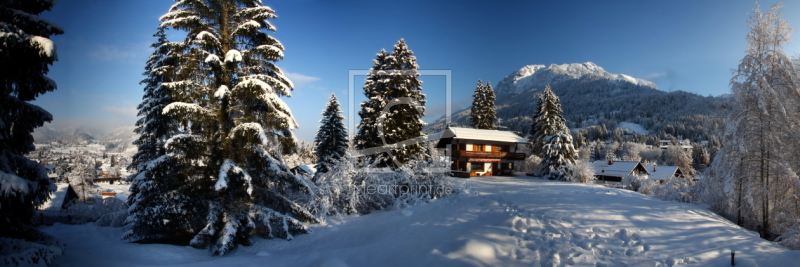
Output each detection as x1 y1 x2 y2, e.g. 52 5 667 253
708 2 800 240
314 94 348 179
481 81 496 130
382 38 427 167
135 0 317 255
354 49 393 164
355 39 427 168
0 0 65 265
535 85 576 180
124 27 203 245
469 79 485 129
528 88 548 157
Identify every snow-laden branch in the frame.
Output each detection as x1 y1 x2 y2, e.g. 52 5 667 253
29 36 57 59
215 159 253 196
162 102 213 118
260 93 298 129
0 170 33 197
234 78 272 94
225 49 242 63
229 122 269 145
214 85 229 99
204 54 221 65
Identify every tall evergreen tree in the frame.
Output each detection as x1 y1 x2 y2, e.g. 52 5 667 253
355 39 427 168
469 79 485 129
383 39 427 167
534 86 576 180
127 0 317 256
0 0 65 264
529 88 548 156
314 94 348 178
124 27 201 246
708 3 800 239
482 81 496 129
354 49 392 159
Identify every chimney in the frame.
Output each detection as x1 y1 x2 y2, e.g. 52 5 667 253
608 160 613 165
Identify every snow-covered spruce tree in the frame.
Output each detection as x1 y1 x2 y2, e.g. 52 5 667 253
124 27 203 245
354 49 392 164
528 90 546 157
469 80 496 130
0 0 65 265
140 1 317 255
314 94 348 179
708 3 800 240
535 85 576 180
481 81 496 129
469 79 485 129
355 39 427 168
381 39 427 167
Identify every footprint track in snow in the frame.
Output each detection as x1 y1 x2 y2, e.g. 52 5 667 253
495 198 687 267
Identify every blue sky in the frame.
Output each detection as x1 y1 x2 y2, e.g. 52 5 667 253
35 0 800 142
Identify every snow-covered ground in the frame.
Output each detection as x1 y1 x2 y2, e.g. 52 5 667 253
618 122 648 135
40 175 799 266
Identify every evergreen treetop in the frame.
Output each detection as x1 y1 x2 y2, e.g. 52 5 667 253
470 79 485 129
355 39 427 168
314 94 349 176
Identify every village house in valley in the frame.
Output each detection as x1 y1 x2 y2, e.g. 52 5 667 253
436 126 528 177
591 160 650 183
647 165 686 182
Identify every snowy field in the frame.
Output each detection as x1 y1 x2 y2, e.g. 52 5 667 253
618 122 648 135
40 175 799 267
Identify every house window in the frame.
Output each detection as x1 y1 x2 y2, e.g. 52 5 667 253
471 163 485 171
473 144 485 152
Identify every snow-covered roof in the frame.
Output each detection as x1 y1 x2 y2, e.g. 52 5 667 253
441 127 529 144
592 161 649 178
648 166 681 180
298 164 316 175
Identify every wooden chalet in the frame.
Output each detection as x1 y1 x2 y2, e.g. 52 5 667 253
436 126 528 177
592 160 650 182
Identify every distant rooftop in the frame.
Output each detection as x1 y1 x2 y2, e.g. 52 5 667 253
592 161 649 178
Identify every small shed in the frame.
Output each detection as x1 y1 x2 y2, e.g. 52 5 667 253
291 164 317 176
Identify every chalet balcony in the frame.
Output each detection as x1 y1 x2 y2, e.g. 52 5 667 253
451 150 526 160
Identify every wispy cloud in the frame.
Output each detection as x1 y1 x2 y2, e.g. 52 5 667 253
88 43 148 62
103 104 138 118
644 72 666 81
285 72 320 87
643 70 677 91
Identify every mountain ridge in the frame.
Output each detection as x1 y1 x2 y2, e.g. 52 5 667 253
425 63 724 142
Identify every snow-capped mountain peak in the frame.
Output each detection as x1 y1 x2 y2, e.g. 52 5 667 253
497 62 658 97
